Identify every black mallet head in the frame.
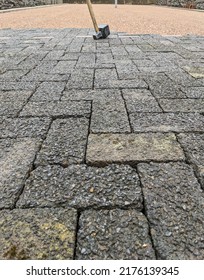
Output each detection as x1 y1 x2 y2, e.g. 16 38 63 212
93 24 110 40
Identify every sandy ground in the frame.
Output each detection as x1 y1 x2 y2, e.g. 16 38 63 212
0 4 204 35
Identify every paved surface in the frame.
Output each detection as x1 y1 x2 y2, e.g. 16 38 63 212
0 5 204 35
0 28 204 260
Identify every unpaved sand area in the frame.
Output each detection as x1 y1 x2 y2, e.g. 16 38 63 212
0 4 204 35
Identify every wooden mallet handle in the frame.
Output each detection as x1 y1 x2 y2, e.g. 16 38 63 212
86 0 99 33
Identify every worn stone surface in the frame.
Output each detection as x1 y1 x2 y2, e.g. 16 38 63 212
1 29 204 260
30 82 66 102
86 133 185 165
178 133 204 189
17 164 142 210
0 117 51 139
138 162 204 259
0 208 77 260
122 89 162 113
0 138 40 209
35 118 89 166
20 100 91 117
129 113 204 133
76 209 156 260
159 99 204 113
91 99 130 133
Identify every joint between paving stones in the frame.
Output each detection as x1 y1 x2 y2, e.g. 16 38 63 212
120 89 133 133
12 141 43 209
73 210 81 260
135 164 159 260
84 101 92 165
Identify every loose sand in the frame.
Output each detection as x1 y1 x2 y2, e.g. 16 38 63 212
0 4 204 35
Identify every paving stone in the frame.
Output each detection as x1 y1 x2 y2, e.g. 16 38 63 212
0 100 27 117
0 90 32 102
178 133 204 189
95 68 118 80
0 208 77 260
66 69 94 89
137 162 204 259
183 66 204 78
129 113 204 133
0 117 51 139
159 99 204 113
51 60 76 74
183 87 204 98
0 70 28 81
0 138 40 209
17 164 142 210
123 89 162 113
30 82 66 102
21 71 70 82
0 81 38 91
91 99 130 133
20 100 91 118
62 89 120 101
145 75 186 98
76 54 95 68
35 118 89 166
94 79 147 89
76 209 155 260
86 133 185 166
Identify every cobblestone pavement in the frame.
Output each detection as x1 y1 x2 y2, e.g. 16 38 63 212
0 28 204 260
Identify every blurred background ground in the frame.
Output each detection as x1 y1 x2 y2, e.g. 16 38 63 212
0 4 204 35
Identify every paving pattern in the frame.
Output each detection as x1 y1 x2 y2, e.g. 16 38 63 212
0 28 204 260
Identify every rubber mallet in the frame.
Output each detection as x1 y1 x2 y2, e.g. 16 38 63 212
86 0 110 40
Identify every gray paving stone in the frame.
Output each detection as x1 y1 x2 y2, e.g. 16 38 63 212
66 69 94 89
145 75 186 98
95 68 118 80
94 79 148 89
20 100 91 117
76 54 95 68
0 81 38 91
62 89 120 101
91 99 130 133
35 118 89 166
51 60 76 74
0 138 40 209
21 71 70 82
76 209 155 260
178 133 204 189
183 87 204 98
123 89 162 113
30 82 66 102
0 90 32 102
0 117 51 139
0 70 28 81
86 133 185 166
0 100 27 117
17 164 142 210
138 162 204 259
159 99 204 113
0 208 77 259
129 113 204 133
183 66 204 78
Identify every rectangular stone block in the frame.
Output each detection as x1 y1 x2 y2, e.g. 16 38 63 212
35 118 89 166
138 162 204 259
129 113 204 133
30 82 66 102
20 100 91 118
123 89 162 113
0 208 77 259
0 138 40 209
91 99 130 133
76 209 155 260
66 69 94 89
17 164 142 210
94 79 148 89
0 100 26 117
0 91 32 102
159 99 204 113
0 117 51 139
183 87 204 99
86 133 185 166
